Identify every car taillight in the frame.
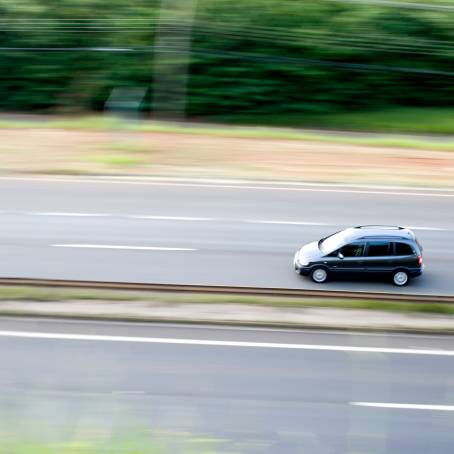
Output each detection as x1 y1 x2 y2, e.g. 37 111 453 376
418 255 423 266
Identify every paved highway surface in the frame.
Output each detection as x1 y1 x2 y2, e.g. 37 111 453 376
1 176 453 294
0 317 453 453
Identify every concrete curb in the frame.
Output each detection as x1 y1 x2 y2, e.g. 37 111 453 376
3 174 454 193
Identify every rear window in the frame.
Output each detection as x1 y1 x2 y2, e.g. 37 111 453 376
395 242 414 256
366 241 391 257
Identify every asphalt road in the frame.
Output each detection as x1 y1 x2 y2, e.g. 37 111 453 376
1 176 453 294
1 317 453 453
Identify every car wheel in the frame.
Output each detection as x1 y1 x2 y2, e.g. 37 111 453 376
393 270 409 286
311 267 328 284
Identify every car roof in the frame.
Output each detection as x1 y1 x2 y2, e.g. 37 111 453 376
344 225 416 242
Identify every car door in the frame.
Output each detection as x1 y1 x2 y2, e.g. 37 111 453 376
331 241 366 275
364 240 393 274
393 241 418 270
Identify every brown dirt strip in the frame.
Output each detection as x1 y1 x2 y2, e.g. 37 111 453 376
1 128 453 187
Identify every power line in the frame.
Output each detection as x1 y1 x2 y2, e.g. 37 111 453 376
2 21 454 57
324 0 454 11
0 44 453 77
2 17 454 57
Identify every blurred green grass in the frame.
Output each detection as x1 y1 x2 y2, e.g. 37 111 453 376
0 286 136 301
90 154 147 167
2 109 454 151
101 141 155 154
0 433 223 454
215 107 454 134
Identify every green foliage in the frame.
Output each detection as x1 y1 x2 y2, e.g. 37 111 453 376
1 0 454 122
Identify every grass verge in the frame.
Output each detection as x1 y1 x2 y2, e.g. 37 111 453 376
213 106 454 135
1 114 454 151
0 431 223 454
0 286 452 315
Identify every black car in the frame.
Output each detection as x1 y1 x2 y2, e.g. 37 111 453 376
294 225 424 286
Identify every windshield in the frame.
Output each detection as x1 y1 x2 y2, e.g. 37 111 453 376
319 230 351 255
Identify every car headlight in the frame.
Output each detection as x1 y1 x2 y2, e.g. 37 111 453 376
298 254 310 266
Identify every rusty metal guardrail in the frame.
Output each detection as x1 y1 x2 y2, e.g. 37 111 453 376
0 278 453 303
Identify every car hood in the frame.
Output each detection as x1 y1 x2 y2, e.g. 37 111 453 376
298 241 324 261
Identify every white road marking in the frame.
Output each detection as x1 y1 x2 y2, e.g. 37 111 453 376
52 244 197 251
249 220 329 226
111 390 146 395
129 215 213 221
2 176 454 197
254 222 449 231
25 212 212 221
32 212 109 217
21 212 452 231
2 316 453 340
1 330 454 356
404 226 449 231
351 402 454 412
33 184 454 197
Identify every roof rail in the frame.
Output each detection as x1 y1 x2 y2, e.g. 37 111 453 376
354 225 404 230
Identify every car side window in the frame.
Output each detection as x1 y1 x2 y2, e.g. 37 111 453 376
340 243 364 258
366 241 391 257
395 242 414 256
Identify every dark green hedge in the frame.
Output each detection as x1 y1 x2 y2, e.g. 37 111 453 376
1 0 454 118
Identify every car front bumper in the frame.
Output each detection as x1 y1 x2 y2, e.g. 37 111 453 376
294 252 311 276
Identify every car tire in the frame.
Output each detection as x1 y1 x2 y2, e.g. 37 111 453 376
392 269 410 286
311 267 329 284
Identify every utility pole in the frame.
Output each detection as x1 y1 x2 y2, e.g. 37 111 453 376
152 0 197 121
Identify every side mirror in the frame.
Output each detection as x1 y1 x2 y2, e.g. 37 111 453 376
337 252 344 259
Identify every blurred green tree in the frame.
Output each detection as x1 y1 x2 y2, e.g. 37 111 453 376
1 0 454 120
